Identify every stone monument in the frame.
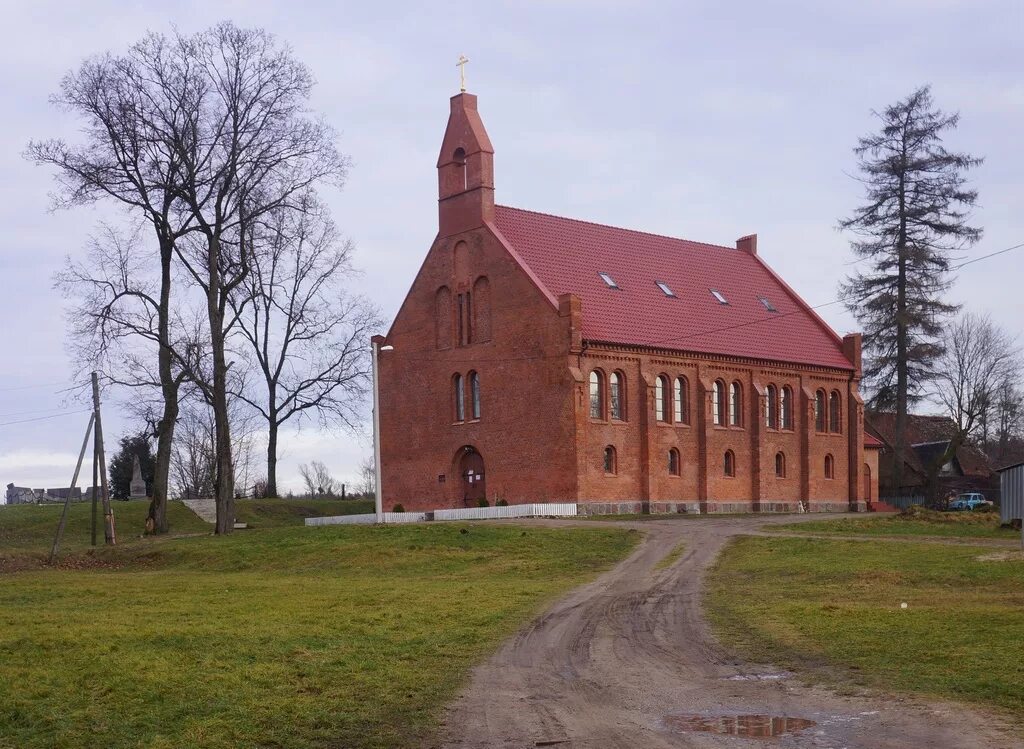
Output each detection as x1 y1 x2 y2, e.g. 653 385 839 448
129 455 147 499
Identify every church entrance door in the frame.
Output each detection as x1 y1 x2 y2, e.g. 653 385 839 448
459 447 486 506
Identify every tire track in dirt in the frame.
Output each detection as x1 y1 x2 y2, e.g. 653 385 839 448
438 515 1021 748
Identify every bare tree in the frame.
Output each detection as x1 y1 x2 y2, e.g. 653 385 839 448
29 35 203 533
170 394 260 500
229 195 379 497
357 455 376 497
298 460 337 497
34 22 348 534
929 313 1018 498
161 23 349 533
839 85 983 493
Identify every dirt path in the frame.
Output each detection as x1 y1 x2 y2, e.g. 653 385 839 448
438 515 1020 748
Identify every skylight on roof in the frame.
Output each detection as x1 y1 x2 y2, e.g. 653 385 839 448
759 296 777 312
710 289 728 305
655 281 675 297
598 272 619 289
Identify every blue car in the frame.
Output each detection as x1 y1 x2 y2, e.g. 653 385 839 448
947 492 991 511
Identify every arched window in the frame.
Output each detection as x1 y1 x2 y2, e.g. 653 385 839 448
453 374 465 421
674 376 689 424
713 380 726 425
765 384 778 429
724 450 736 477
609 371 625 420
589 370 605 419
824 453 835 479
781 386 793 430
655 375 669 422
470 371 481 419
775 452 786 478
473 276 491 342
729 381 742 427
453 147 467 189
815 390 827 432
434 286 452 350
668 448 680 476
829 390 842 433
603 445 617 474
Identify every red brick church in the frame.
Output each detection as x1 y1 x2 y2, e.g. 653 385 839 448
376 89 880 514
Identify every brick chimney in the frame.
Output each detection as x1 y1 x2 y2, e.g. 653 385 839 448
736 234 757 255
437 93 495 237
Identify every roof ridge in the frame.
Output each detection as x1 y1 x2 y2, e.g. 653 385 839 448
495 204 737 253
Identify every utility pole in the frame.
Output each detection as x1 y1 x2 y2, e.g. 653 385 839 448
92 372 116 544
91 420 99 546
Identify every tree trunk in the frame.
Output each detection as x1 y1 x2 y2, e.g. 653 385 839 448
266 415 278 499
148 237 177 534
207 236 235 535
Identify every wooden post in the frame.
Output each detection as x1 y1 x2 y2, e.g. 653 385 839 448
91 427 99 547
91 372 116 545
48 414 95 564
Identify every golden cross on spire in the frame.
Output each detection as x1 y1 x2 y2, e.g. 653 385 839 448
456 54 470 93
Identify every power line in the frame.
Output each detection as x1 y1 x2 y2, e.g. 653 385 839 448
0 380 74 393
0 406 81 420
642 239 1024 350
0 409 92 428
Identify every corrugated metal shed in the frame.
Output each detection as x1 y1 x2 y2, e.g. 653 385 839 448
998 461 1024 524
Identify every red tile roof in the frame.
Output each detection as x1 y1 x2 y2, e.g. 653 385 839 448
492 206 853 370
865 433 884 448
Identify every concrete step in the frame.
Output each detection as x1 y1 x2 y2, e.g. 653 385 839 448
181 498 217 523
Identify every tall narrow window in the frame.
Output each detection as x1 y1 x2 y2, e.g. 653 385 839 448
470 371 481 419
781 386 793 430
829 391 841 433
668 448 680 476
610 372 624 420
603 445 617 474
453 147 467 189
729 381 742 427
724 450 736 477
766 384 779 429
589 370 605 419
713 380 725 425
815 390 827 432
655 375 669 422
674 376 688 424
775 452 786 478
453 374 465 422
824 453 835 479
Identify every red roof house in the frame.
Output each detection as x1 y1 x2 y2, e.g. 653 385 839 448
377 91 875 514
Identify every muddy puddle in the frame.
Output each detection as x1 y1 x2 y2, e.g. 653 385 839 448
665 714 817 738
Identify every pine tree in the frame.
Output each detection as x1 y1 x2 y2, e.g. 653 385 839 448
839 85 982 493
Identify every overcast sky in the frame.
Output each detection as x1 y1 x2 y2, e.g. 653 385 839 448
2 0 1021 498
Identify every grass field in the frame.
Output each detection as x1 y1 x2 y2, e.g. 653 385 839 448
706 535 1024 718
771 507 1019 540
0 504 638 748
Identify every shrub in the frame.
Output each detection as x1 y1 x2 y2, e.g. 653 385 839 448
391 503 405 513
477 498 490 508
496 498 509 507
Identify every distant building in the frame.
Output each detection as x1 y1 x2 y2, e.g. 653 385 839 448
5 484 35 505
865 412 995 500
998 461 1023 526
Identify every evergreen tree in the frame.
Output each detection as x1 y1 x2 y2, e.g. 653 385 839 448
839 85 982 492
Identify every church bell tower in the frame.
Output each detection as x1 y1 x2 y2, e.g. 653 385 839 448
437 91 495 237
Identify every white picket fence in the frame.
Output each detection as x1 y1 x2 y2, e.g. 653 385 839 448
304 503 578 527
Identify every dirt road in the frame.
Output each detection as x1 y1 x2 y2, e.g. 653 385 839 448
439 515 1020 748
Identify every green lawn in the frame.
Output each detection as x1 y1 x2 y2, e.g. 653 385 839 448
233 497 374 527
0 518 637 749
772 508 1018 540
706 535 1024 718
